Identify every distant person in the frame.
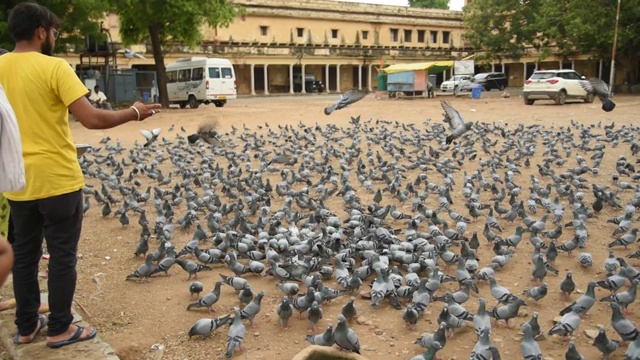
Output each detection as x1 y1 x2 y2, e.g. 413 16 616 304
88 85 112 110
0 2 160 348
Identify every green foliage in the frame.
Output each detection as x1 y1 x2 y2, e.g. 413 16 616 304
462 0 640 76
0 0 110 52
408 0 449 9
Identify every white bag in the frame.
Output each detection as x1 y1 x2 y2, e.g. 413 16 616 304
0 82 25 192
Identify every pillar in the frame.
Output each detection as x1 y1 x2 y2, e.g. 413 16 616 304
367 64 373 92
289 64 294 94
534 62 538 71
599 59 603 79
559 61 562 70
336 64 341 92
358 64 363 90
263 64 269 95
491 63 495 72
571 60 575 70
501 63 505 73
325 64 331 93
301 64 306 94
250 64 256 95
523 62 527 81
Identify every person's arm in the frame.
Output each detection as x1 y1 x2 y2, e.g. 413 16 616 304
68 97 161 130
0 236 13 288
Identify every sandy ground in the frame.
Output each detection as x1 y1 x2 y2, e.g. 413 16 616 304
18 91 640 360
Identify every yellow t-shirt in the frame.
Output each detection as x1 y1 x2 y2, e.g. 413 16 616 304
0 52 88 201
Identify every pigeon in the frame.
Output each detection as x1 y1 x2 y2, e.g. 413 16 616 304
277 296 293 328
240 290 265 328
125 254 155 282
488 298 526 328
175 258 211 280
409 341 442 360
610 302 640 344
521 323 543 359
565 340 585 360
560 281 596 317
473 298 492 338
414 321 447 350
324 89 367 115
579 78 615 112
188 315 232 339
225 308 247 358
548 305 581 339
600 279 640 313
187 281 223 313
332 314 360 354
441 100 474 144
593 325 622 359
276 282 299 299
189 281 204 299
522 283 548 303
560 271 576 301
402 303 420 330
122 48 145 59
140 128 161 147
341 297 357 324
625 336 640 360
306 323 334 347
187 121 223 146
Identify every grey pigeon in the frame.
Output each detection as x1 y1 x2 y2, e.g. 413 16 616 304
580 78 615 112
332 313 360 354
489 277 519 305
225 308 247 358
240 290 265 328
125 254 155 282
277 296 293 328
341 297 357 324
565 340 585 360
473 298 492 339
560 271 576 301
548 305 581 339
521 323 543 360
175 258 211 280
306 323 334 347
188 315 232 339
522 283 548 303
488 298 526 328
593 325 622 359
441 100 474 144
560 281 596 317
187 281 223 313
140 128 161 147
610 302 640 344
415 321 447 350
277 282 299 299
402 303 420 330
410 342 442 360
324 89 367 115
470 327 492 360
307 301 324 331
189 281 204 299
600 279 640 313
487 344 502 360
625 336 640 360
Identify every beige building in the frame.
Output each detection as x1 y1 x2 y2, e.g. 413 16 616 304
60 0 618 95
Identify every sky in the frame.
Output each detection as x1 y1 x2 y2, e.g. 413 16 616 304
335 0 465 11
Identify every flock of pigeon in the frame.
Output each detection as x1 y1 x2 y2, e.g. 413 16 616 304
76 81 640 360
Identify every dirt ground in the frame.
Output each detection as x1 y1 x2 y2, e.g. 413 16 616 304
21 91 640 359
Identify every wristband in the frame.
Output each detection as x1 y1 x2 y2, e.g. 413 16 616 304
130 105 141 121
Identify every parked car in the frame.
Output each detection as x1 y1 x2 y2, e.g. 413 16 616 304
458 72 508 92
293 74 325 93
522 69 593 105
440 74 473 92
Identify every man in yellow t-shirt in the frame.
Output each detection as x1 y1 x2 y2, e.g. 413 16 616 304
0 3 161 348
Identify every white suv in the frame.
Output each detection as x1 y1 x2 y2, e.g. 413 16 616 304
523 70 594 105
440 74 473 92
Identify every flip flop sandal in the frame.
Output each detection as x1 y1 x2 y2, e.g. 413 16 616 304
13 314 48 345
47 325 97 349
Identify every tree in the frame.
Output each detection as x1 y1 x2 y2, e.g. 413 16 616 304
0 1 110 52
463 0 640 85
408 0 449 9
111 0 244 108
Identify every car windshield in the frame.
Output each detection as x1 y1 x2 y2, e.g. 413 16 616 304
530 72 556 80
474 74 488 80
449 75 469 81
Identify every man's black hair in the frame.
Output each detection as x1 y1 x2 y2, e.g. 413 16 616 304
8 3 60 42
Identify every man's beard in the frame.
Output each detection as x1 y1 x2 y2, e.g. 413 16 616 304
41 31 53 56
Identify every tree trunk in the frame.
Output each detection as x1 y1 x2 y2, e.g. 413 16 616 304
149 24 170 108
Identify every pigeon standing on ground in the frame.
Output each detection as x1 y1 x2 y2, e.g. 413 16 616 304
566 340 585 360
580 78 616 112
277 296 293 328
333 314 361 354
306 323 335 347
125 254 155 282
521 323 543 359
189 281 204 299
188 315 232 339
324 89 367 115
593 325 622 359
441 101 474 145
225 308 247 358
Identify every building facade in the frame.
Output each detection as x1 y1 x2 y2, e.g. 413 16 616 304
58 0 618 96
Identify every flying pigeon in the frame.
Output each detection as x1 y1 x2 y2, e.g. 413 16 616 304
441 100 474 144
580 78 615 112
140 128 161 147
324 89 367 115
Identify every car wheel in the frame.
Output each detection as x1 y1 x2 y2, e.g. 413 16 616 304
524 97 535 105
483 85 489 91
498 84 505 91
188 95 199 109
584 93 595 103
213 101 225 108
555 90 567 105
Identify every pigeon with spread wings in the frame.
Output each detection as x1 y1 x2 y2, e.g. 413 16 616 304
580 78 615 112
441 101 474 145
140 128 161 147
324 90 367 115
187 121 223 147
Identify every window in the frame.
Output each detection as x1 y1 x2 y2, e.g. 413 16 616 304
331 29 338 39
208 67 221 79
430 31 438 44
191 67 204 81
390 28 398 42
404 29 412 43
442 31 450 44
167 71 177 83
561 71 581 80
296 28 304 37
178 69 190 82
260 26 268 36
417 30 425 43
221 67 233 79
362 30 369 40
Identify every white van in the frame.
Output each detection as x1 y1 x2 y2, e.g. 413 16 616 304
166 57 237 108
